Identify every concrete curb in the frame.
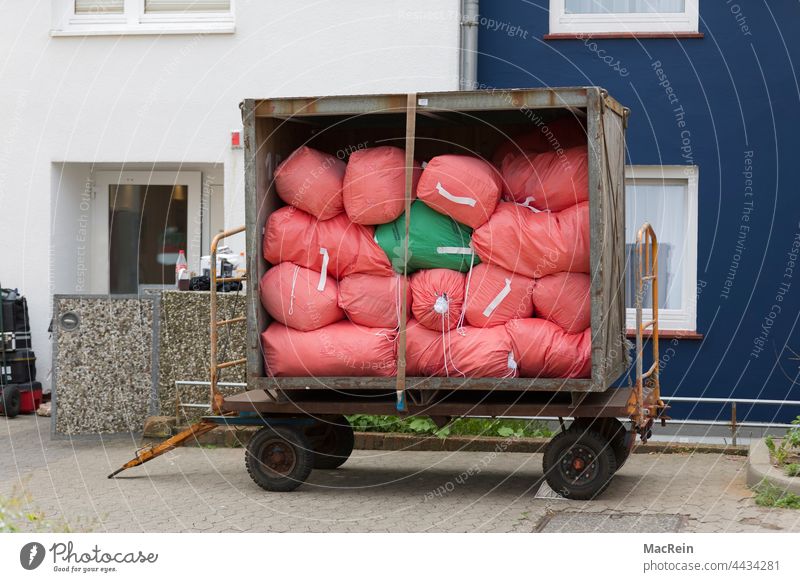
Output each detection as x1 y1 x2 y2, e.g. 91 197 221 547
354 432 747 456
746 439 800 494
151 423 748 456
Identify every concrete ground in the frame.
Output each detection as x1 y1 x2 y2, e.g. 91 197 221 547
2 415 799 533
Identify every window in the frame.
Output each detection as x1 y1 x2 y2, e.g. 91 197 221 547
52 0 234 36
625 166 698 331
549 0 699 35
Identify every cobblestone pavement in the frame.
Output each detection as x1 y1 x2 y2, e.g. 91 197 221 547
2 415 799 533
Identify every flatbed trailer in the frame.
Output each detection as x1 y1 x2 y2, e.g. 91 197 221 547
110 88 666 500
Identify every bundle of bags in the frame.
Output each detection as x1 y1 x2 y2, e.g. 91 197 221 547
261 116 593 380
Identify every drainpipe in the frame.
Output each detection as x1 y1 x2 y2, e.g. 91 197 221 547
459 0 479 90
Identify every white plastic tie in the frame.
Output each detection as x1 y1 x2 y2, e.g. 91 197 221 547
317 248 329 291
507 351 518 371
436 246 473 255
433 295 450 315
435 181 476 207
518 197 544 213
482 278 512 317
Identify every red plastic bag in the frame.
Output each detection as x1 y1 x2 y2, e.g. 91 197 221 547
472 201 590 279
492 116 587 167
500 146 589 212
261 320 397 377
506 318 591 378
260 262 344 332
263 206 394 278
531 272 591 333
274 146 346 220
406 321 518 378
338 273 411 328
343 146 422 225
416 154 502 228
464 263 534 328
410 269 466 332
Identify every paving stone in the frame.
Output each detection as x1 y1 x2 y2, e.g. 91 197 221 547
3 415 800 533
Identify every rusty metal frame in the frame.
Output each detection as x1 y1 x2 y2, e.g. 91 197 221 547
209 225 247 413
632 222 664 434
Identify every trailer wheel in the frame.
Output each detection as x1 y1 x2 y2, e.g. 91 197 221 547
307 415 355 470
245 426 313 492
0 386 21 418
543 428 617 500
571 417 630 471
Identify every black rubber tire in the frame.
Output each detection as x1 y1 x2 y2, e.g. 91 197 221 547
543 427 617 500
307 415 355 470
0 385 21 418
572 417 630 471
245 426 314 492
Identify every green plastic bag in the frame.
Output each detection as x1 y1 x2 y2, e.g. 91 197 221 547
374 200 480 273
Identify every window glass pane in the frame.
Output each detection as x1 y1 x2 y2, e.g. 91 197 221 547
625 181 686 310
108 184 188 294
75 0 124 14
144 0 231 13
565 0 686 14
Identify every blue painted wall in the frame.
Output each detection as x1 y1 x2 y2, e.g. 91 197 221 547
478 1 800 422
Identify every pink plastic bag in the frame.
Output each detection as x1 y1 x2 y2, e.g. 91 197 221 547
342 146 421 225
506 318 591 378
261 320 397 377
472 201 590 278
500 146 589 212
338 273 411 328
464 263 534 328
260 262 344 332
274 146 346 220
531 272 591 333
410 269 466 332
416 154 502 228
406 321 518 378
492 116 587 167
263 206 394 278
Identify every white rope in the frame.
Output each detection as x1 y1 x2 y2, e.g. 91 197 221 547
288 264 300 316
502 351 519 379
456 246 476 334
440 314 449 378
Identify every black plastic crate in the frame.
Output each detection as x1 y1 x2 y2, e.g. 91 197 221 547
0 349 36 384
1 289 30 333
0 331 32 353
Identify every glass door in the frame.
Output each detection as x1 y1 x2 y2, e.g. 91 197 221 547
92 172 201 294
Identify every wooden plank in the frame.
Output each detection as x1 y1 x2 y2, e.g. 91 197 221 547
395 93 417 412
252 376 593 393
223 387 634 418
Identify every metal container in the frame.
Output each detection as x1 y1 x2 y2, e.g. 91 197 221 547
239 87 629 417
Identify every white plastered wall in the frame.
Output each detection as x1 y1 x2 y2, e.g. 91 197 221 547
0 1 461 380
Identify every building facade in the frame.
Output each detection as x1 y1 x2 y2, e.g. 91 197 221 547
478 0 800 421
0 1 461 381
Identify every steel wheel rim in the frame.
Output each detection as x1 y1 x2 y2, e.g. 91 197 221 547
558 444 599 484
258 438 297 476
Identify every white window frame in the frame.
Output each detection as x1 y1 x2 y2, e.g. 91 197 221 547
51 0 235 37
625 165 698 332
549 0 699 35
